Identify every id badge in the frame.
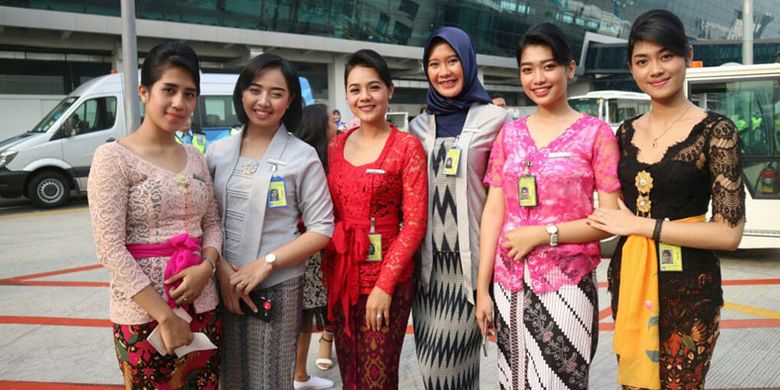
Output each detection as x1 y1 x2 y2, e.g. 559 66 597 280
443 146 462 176
367 233 383 262
517 175 538 207
658 242 683 272
267 176 288 208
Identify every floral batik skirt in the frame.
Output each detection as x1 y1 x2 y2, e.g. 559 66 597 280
112 307 221 389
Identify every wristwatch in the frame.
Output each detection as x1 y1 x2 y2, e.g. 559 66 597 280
265 253 277 269
546 224 559 247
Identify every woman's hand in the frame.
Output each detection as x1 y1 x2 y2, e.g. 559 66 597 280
475 290 494 337
502 226 546 261
587 198 640 236
229 258 273 295
165 261 212 306
158 313 193 355
217 260 257 315
365 287 392 331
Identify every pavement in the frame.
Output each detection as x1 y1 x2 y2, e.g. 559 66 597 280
1 200 779 389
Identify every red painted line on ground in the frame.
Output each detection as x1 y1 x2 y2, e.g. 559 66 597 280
597 281 607 288
0 280 109 288
0 381 122 389
722 278 780 286
599 307 612 321
0 264 102 283
0 316 111 328
720 318 780 328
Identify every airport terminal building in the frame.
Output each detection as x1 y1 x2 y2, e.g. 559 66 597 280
1 0 779 134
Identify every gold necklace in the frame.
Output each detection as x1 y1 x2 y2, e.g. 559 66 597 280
648 104 692 148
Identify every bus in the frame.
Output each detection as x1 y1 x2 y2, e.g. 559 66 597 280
685 63 780 249
569 90 651 131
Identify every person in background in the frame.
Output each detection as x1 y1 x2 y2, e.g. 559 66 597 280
175 117 208 153
88 41 222 388
291 103 338 390
332 109 346 132
207 53 334 389
587 9 745 389
323 49 428 389
491 94 507 108
408 26 508 390
475 22 620 389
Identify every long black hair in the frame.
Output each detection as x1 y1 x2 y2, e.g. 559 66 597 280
294 104 329 172
233 53 303 132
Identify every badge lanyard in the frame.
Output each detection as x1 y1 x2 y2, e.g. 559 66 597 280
362 129 397 262
518 161 538 207
267 162 288 208
658 218 683 272
443 135 462 176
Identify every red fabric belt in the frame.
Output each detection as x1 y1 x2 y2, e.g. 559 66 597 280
325 215 399 336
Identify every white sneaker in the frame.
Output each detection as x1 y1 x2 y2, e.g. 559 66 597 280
293 374 334 390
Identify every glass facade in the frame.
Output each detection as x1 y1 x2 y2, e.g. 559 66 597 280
2 0 779 59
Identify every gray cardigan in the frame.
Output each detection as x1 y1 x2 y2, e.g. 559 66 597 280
409 103 509 303
206 125 334 289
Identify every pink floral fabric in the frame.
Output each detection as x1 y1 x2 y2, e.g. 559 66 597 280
484 114 620 293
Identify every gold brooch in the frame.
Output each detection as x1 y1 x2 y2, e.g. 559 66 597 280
636 194 652 214
635 170 653 193
173 172 190 188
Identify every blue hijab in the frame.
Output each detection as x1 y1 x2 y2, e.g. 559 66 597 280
423 27 490 137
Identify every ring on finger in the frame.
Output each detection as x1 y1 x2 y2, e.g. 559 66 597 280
182 295 188 302
376 314 382 319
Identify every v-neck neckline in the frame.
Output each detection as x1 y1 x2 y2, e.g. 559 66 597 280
342 126 397 168
626 111 712 167
522 114 585 151
115 140 190 175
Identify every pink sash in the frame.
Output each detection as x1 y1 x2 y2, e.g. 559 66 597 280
126 232 201 307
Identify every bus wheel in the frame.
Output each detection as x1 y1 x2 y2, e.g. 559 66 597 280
28 171 71 208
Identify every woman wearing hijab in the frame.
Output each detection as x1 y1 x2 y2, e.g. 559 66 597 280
409 27 509 389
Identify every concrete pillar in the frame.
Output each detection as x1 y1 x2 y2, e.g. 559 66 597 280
111 40 122 72
327 55 350 121
743 0 753 65
477 67 485 85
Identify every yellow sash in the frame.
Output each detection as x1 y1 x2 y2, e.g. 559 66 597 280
614 214 706 389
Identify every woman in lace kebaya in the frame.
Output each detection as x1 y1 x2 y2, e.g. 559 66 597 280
475 23 621 389
88 42 222 388
408 26 509 390
587 10 745 389
206 53 334 389
322 49 427 389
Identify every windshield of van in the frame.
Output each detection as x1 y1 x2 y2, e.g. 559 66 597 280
569 98 600 118
29 97 78 133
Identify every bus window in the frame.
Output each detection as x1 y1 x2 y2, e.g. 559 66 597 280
607 99 651 126
569 98 600 118
689 77 780 198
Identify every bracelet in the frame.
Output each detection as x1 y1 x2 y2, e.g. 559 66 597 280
203 257 217 278
652 219 663 242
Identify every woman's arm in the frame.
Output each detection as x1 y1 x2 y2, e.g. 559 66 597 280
475 186 505 335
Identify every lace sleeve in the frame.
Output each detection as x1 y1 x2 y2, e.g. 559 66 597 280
592 121 621 193
375 137 429 294
87 145 152 298
483 125 507 187
195 152 223 253
708 116 746 227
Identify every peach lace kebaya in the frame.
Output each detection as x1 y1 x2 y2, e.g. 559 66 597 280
88 142 222 324
484 114 620 293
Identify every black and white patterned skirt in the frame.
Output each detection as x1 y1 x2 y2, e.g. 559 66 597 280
494 265 598 390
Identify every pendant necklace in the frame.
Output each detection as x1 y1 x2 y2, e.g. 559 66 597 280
649 104 692 148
